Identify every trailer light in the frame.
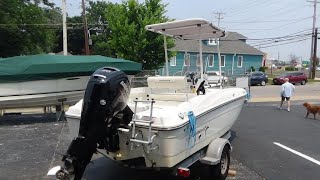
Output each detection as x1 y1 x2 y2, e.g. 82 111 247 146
177 167 190 178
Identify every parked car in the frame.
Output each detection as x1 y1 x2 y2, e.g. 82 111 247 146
250 72 268 86
205 71 228 85
272 72 308 85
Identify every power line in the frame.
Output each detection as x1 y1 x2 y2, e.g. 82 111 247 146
223 16 313 24
247 29 312 48
257 37 310 49
224 4 309 30
0 23 107 26
252 35 307 46
251 34 311 47
237 17 311 34
222 0 258 12
246 30 312 41
252 34 311 46
225 0 278 19
248 29 312 42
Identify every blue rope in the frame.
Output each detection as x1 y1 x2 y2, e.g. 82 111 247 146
188 111 197 147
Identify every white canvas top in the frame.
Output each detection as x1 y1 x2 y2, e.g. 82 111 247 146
145 18 226 40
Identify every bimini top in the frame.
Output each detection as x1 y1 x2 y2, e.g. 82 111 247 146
145 18 226 40
0 54 142 83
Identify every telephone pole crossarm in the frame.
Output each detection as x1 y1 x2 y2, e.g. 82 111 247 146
213 12 225 27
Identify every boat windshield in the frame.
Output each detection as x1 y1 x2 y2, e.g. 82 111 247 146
207 72 218 76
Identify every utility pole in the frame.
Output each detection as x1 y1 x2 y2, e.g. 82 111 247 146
62 0 67 55
214 12 225 27
307 0 319 78
82 0 90 55
312 28 318 79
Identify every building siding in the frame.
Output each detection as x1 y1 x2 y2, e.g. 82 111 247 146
164 52 263 76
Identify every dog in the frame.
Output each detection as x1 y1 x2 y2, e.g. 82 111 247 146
303 102 320 120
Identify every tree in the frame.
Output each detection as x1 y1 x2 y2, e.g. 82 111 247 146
87 1 113 56
54 16 86 55
26 0 55 8
88 0 175 70
0 0 57 57
288 54 300 66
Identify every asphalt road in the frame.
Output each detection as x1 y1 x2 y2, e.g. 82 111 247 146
231 101 320 180
1 100 320 179
0 114 262 180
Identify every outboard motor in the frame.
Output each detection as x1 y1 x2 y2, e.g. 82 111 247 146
56 67 132 180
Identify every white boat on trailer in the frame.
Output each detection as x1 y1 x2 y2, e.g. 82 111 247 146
48 18 247 180
0 76 89 109
0 55 141 111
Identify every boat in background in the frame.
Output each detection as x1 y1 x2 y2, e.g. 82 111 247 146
0 54 141 109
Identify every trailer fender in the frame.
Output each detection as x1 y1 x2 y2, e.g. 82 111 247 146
199 138 231 165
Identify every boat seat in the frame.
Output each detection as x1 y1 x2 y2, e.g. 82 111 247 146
149 93 196 102
128 103 150 113
147 76 193 102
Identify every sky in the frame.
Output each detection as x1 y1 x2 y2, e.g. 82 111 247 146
53 0 318 61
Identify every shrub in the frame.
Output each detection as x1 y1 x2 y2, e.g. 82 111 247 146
249 66 255 72
258 66 267 72
285 67 298 71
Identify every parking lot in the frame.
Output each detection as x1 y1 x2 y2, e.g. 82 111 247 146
0 83 319 180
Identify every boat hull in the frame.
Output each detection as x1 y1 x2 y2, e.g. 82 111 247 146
0 76 89 109
66 94 245 168
104 96 244 167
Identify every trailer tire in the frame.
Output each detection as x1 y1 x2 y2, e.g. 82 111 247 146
194 145 230 180
211 145 230 180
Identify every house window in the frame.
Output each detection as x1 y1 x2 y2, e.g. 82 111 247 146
237 56 243 67
170 56 176 66
197 54 210 67
196 54 201 66
208 55 214 67
208 39 218 45
184 54 190 66
220 55 225 67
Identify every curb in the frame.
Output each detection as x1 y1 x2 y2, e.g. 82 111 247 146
250 96 320 103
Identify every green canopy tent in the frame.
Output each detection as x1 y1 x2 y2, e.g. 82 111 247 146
0 54 142 83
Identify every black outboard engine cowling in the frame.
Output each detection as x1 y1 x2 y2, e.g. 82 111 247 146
80 67 130 137
59 67 131 180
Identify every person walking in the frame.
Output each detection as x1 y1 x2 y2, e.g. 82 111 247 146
278 78 295 112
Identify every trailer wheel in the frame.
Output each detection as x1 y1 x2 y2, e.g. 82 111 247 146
195 145 230 180
211 146 230 180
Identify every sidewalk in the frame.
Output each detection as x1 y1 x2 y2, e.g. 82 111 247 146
250 95 320 102
249 82 320 103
